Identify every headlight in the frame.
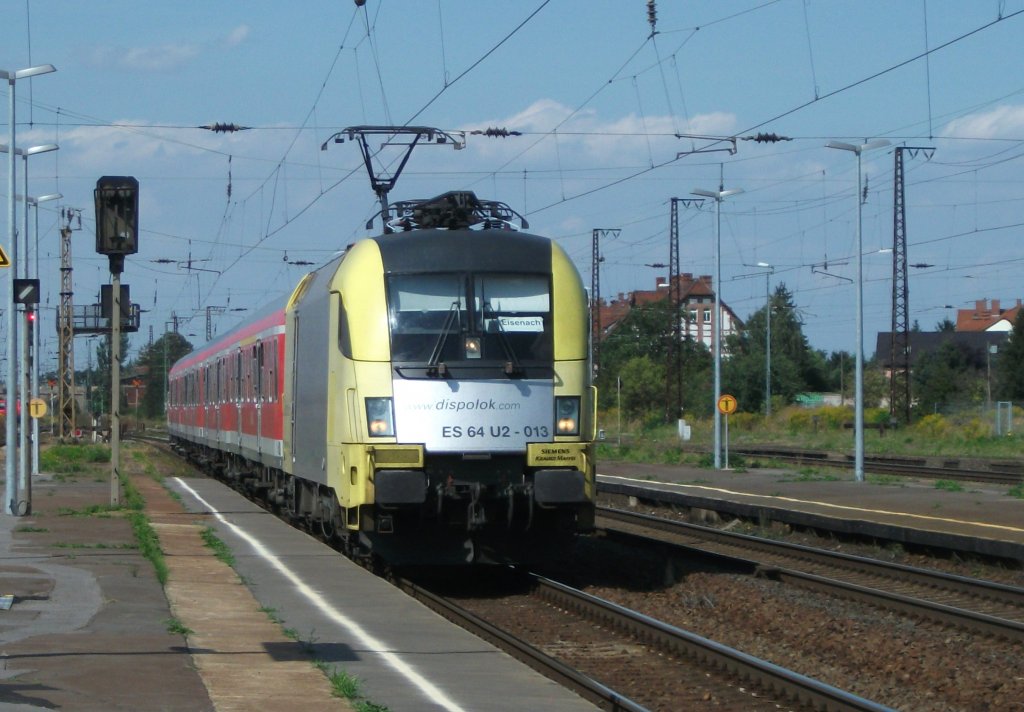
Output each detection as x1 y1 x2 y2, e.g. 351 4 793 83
555 396 580 436
366 397 395 437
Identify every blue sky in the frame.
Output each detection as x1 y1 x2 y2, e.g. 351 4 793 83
5 1 1024 372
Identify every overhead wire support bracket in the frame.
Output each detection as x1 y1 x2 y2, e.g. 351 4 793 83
675 133 738 158
320 125 466 233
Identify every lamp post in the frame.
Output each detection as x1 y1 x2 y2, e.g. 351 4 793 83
8 144 59 512
826 139 890 482
2 63 56 516
2 144 58 510
692 181 743 470
27 193 61 480
756 262 774 417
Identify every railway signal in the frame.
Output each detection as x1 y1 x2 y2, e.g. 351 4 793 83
95 176 140 507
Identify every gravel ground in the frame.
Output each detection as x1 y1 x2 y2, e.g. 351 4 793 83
523 498 1024 711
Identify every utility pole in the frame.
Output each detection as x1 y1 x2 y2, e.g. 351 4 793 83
57 209 80 441
590 229 619 378
667 199 681 420
890 146 934 425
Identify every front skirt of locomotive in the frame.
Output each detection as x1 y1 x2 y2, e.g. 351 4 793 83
362 446 594 566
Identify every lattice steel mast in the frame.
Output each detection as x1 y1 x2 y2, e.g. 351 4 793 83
667 198 681 419
57 209 79 440
890 146 934 424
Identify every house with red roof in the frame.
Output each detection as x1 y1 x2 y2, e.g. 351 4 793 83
956 298 1023 333
596 273 743 351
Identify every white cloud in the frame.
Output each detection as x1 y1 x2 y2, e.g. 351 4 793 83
81 43 200 72
224 25 251 48
941 104 1024 139
76 24 249 73
466 99 738 168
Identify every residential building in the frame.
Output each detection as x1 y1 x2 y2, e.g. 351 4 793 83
956 298 1023 332
596 273 743 351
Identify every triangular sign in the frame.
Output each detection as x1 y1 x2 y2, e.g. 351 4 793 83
0 245 10 268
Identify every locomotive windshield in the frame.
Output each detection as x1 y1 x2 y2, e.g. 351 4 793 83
387 272 552 369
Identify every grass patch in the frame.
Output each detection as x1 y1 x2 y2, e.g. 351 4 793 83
934 479 965 492
15 525 48 533
58 504 119 517
165 617 193 636
259 606 283 625
867 474 904 486
315 665 390 709
1008 483 1024 499
326 669 362 700
118 472 169 585
778 470 841 483
200 527 235 567
40 444 111 474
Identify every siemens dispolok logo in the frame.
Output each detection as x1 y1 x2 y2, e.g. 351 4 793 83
412 398 521 412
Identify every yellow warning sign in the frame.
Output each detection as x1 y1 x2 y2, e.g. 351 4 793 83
717 394 738 415
29 398 47 419
0 245 10 268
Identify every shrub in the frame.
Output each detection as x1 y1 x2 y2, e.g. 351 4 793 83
729 412 759 431
914 413 952 439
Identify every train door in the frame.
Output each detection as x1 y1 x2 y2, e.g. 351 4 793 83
235 348 243 450
215 358 223 439
256 340 264 458
289 314 300 456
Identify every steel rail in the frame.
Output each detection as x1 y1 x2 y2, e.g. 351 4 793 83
599 507 1024 643
397 577 648 712
529 574 889 712
731 445 1023 485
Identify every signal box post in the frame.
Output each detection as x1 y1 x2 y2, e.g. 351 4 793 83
95 176 139 506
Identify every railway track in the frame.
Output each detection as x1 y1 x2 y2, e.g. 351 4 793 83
135 432 886 709
401 571 888 712
599 506 1024 644
731 445 1024 485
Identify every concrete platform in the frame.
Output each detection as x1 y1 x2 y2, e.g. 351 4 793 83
597 461 1024 563
168 476 599 712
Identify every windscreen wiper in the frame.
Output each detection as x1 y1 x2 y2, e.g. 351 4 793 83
483 302 523 376
427 301 461 377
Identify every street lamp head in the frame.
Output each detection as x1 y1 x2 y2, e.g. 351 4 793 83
826 140 858 153
692 187 744 200
0 64 56 82
756 261 772 269
826 138 891 154
0 143 59 157
24 144 58 157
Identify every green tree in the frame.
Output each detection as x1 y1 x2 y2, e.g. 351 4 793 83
597 299 712 421
722 283 824 412
617 356 666 421
913 340 984 415
820 350 853 401
135 332 194 417
996 310 1024 401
